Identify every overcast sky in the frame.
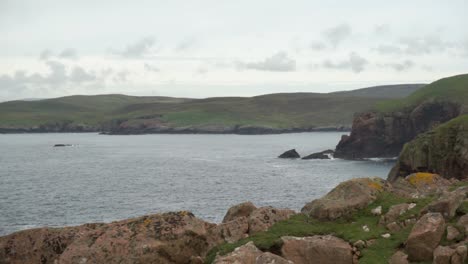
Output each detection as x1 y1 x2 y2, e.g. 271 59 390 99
1 0 467 101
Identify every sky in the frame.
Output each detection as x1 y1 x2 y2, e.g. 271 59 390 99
1 0 467 101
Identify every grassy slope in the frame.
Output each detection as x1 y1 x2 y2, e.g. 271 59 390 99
0 84 423 129
376 74 468 112
205 191 436 263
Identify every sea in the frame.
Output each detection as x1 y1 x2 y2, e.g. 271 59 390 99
0 132 395 236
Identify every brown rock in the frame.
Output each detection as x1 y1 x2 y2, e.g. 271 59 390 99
0 211 222 264
223 202 257 223
406 212 445 262
451 245 467 264
217 216 249 243
213 242 262 264
281 235 353 264
427 190 465 219
379 203 411 225
248 207 295 235
446 225 461 241
389 251 409 264
386 222 401 233
301 177 385 220
457 214 468 233
256 252 293 264
433 246 455 264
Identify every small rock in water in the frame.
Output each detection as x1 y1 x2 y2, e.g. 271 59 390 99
53 144 72 147
371 205 382 216
278 149 300 159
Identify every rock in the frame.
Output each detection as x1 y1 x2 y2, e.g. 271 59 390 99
302 149 334 160
386 222 401 233
389 173 452 198
53 144 72 147
353 240 366 250
379 203 411 226
335 101 460 160
223 202 257 223
389 251 409 264
426 189 465 219
278 149 300 158
406 212 446 262
388 113 468 182
301 177 385 220
371 205 382 215
434 246 456 264
452 245 467 264
281 235 353 264
446 225 461 241
217 216 249 243
256 252 293 264
248 207 295 235
457 214 468 232
213 242 262 264
0 211 223 264
381 233 391 238
362 225 370 232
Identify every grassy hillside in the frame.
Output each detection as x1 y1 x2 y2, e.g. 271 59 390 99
377 74 468 112
0 84 424 131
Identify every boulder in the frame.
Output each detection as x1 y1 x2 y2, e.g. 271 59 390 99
256 252 293 264
434 246 456 264
278 149 300 158
451 245 467 264
223 202 257 223
446 225 461 241
0 211 222 264
406 212 445 262
389 251 409 264
248 207 295 235
301 177 385 220
379 203 411 226
217 216 249 243
213 242 262 264
281 235 353 264
389 173 452 198
457 214 468 233
302 149 334 160
426 189 465 219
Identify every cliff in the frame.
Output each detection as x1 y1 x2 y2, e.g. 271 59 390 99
388 115 468 182
335 74 468 159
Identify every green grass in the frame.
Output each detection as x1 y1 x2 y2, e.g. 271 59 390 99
204 192 436 263
0 84 424 130
377 74 468 112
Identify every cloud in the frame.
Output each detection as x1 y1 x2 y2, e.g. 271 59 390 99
59 48 78 59
374 24 391 35
379 60 414 72
69 66 97 83
114 37 156 58
175 37 197 52
39 49 53 60
375 35 454 55
237 52 296 72
322 52 368 73
144 63 160 73
323 23 352 47
310 41 326 51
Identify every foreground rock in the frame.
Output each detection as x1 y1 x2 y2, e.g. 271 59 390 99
388 114 468 181
301 177 385 220
281 235 354 264
406 212 445 262
334 101 460 160
302 149 334 160
213 242 292 264
278 149 300 158
0 212 224 264
222 202 257 223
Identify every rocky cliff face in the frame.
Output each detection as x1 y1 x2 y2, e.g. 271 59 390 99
334 101 461 159
388 115 468 182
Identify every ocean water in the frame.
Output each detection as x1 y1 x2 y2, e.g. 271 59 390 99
0 132 394 236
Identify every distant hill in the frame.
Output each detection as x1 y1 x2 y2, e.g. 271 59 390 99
377 74 468 112
0 84 425 134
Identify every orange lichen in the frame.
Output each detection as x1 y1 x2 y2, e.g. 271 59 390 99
143 218 152 227
368 181 384 191
407 172 436 186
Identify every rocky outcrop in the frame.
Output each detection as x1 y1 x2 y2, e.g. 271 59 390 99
301 177 385 220
302 149 334 160
335 100 461 159
0 211 225 264
222 202 257 223
248 207 295 234
278 149 300 159
280 235 354 264
388 114 468 181
406 212 445 262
